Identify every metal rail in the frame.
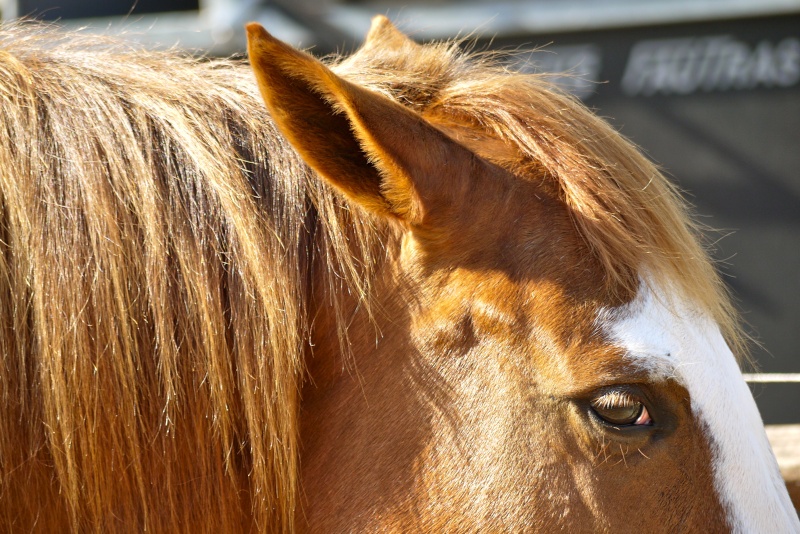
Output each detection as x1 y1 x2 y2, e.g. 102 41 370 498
743 374 800 383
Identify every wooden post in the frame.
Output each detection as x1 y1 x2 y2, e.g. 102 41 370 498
766 424 800 512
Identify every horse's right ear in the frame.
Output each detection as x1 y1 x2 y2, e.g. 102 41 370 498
246 22 481 226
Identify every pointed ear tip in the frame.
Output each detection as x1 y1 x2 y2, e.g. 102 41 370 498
245 22 276 48
370 14 392 29
367 15 399 38
245 22 265 37
365 15 415 48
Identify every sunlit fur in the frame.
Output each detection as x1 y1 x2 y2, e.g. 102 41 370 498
1 18 750 532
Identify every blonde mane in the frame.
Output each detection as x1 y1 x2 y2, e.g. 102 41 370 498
0 21 744 532
0 22 382 532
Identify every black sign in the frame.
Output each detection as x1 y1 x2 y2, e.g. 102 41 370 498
498 14 800 100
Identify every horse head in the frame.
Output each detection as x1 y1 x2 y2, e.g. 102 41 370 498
247 17 799 532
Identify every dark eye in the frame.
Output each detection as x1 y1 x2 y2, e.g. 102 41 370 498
590 390 653 426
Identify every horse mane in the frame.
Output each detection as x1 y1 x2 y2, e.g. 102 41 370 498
0 22 383 532
0 20 744 532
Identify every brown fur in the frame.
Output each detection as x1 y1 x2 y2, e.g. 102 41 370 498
0 16 748 532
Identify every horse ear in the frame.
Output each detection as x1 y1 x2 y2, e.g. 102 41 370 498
245 23 476 225
362 15 418 52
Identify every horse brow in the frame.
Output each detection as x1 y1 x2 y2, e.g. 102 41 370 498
622 349 680 382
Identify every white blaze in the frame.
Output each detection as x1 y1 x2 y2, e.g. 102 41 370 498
606 283 799 533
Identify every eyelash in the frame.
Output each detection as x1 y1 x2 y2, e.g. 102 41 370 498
591 390 638 410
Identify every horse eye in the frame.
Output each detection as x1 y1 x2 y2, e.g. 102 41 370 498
590 390 653 426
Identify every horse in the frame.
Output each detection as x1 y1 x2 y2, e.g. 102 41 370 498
0 15 796 533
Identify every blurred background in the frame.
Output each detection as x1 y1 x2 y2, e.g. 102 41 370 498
1 0 798 424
